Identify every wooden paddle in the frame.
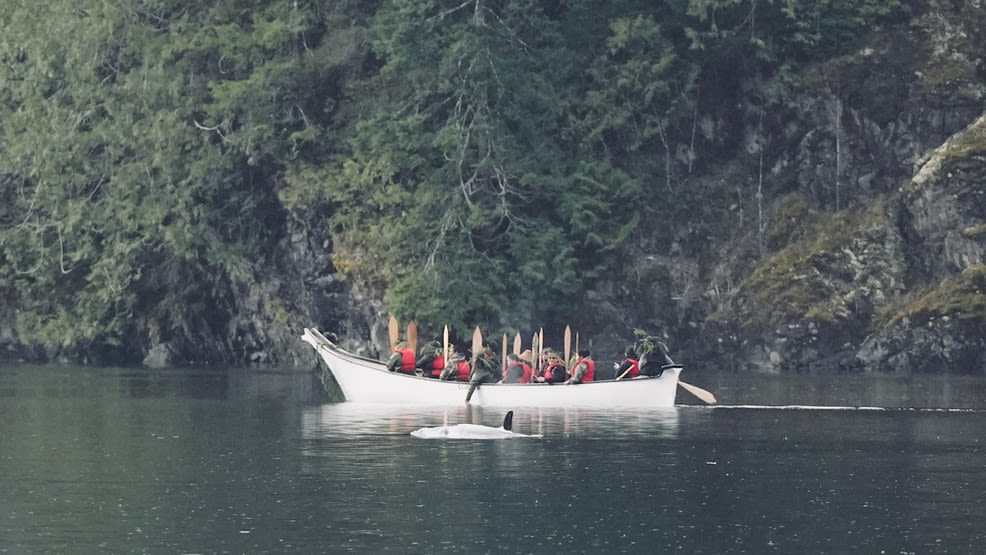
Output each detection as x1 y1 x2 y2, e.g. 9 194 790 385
407 321 418 354
472 326 482 360
501 333 508 373
443 325 449 369
678 381 717 404
657 347 717 405
531 332 539 374
406 321 419 374
563 325 572 371
439 326 448 378
513 333 521 356
388 315 399 352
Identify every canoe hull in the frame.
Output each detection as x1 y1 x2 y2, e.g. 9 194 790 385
302 328 680 407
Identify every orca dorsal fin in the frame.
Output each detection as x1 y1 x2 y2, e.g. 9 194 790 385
502 410 514 431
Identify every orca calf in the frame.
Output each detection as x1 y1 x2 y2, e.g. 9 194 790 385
410 411 540 439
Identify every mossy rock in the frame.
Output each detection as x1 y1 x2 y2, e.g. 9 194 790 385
884 264 986 327
732 201 893 329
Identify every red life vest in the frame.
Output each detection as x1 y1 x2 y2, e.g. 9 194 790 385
519 362 533 383
578 358 595 382
398 347 416 373
429 355 445 378
446 358 469 382
544 362 568 382
503 361 533 383
455 359 470 381
626 357 640 378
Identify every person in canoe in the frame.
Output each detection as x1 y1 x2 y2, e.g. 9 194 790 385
465 346 499 402
564 349 595 384
386 341 417 375
614 349 640 380
415 340 445 378
634 335 673 377
439 345 471 382
502 352 533 384
533 350 568 384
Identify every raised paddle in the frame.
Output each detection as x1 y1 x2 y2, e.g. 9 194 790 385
531 332 539 377
407 321 417 354
563 325 572 371
388 315 399 352
513 333 521 356
471 326 482 360
502 333 508 374
407 321 419 374
443 325 450 367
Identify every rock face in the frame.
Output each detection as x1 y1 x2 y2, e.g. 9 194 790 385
571 2 986 375
668 107 986 375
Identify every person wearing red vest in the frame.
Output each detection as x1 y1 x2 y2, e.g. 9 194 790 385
533 350 568 383
566 349 595 384
415 340 445 378
614 349 640 380
439 345 470 382
502 352 533 383
386 342 417 374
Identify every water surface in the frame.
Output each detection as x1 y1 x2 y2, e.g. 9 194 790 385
1 366 983 553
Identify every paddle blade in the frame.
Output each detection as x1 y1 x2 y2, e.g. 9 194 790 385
407 321 418 353
502 410 513 431
513 333 521 355
679 381 717 405
472 326 482 359
443 325 449 360
388 316 399 351
531 333 539 366
502 333 508 371
564 325 571 369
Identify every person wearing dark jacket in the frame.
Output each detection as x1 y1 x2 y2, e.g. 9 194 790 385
502 352 533 384
386 342 416 374
415 340 445 378
466 347 499 402
614 349 640 380
439 346 470 381
638 342 673 377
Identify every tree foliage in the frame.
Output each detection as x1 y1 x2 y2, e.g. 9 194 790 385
0 0 901 361
0 0 333 360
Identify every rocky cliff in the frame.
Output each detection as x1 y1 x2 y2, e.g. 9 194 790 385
279 0 986 375
582 1 986 374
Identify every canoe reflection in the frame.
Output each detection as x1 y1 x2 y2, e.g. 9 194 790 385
300 403 680 440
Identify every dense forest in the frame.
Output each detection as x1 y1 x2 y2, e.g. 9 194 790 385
2 0 983 372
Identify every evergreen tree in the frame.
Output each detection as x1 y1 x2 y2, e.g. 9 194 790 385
0 0 332 360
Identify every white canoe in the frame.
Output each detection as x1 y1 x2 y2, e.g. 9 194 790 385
302 327 681 407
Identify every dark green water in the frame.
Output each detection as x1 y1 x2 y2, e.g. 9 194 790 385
1 366 983 553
